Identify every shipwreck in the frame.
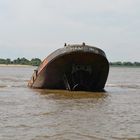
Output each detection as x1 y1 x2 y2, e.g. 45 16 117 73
28 43 109 91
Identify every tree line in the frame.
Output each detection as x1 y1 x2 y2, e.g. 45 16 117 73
110 61 140 67
0 58 41 66
0 58 140 67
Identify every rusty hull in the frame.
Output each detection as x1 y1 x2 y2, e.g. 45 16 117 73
28 44 109 91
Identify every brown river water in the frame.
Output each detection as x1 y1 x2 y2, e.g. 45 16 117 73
0 66 140 140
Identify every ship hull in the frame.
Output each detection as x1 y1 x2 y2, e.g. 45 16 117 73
28 44 109 91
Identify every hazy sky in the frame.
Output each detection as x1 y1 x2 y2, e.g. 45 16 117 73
0 0 140 61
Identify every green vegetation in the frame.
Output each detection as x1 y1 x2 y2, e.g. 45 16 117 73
110 61 140 67
0 58 140 67
0 58 41 66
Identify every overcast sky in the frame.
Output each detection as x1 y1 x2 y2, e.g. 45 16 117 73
0 0 140 61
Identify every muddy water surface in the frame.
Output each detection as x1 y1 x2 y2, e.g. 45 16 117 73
0 66 140 140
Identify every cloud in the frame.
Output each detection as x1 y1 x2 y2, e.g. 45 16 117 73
0 0 140 61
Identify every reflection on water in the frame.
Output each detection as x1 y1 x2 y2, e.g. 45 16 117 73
0 66 140 140
35 89 108 99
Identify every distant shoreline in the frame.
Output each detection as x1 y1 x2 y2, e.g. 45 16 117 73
0 64 35 67
110 65 140 68
1 57 140 67
0 64 140 68
0 58 41 66
0 57 140 68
